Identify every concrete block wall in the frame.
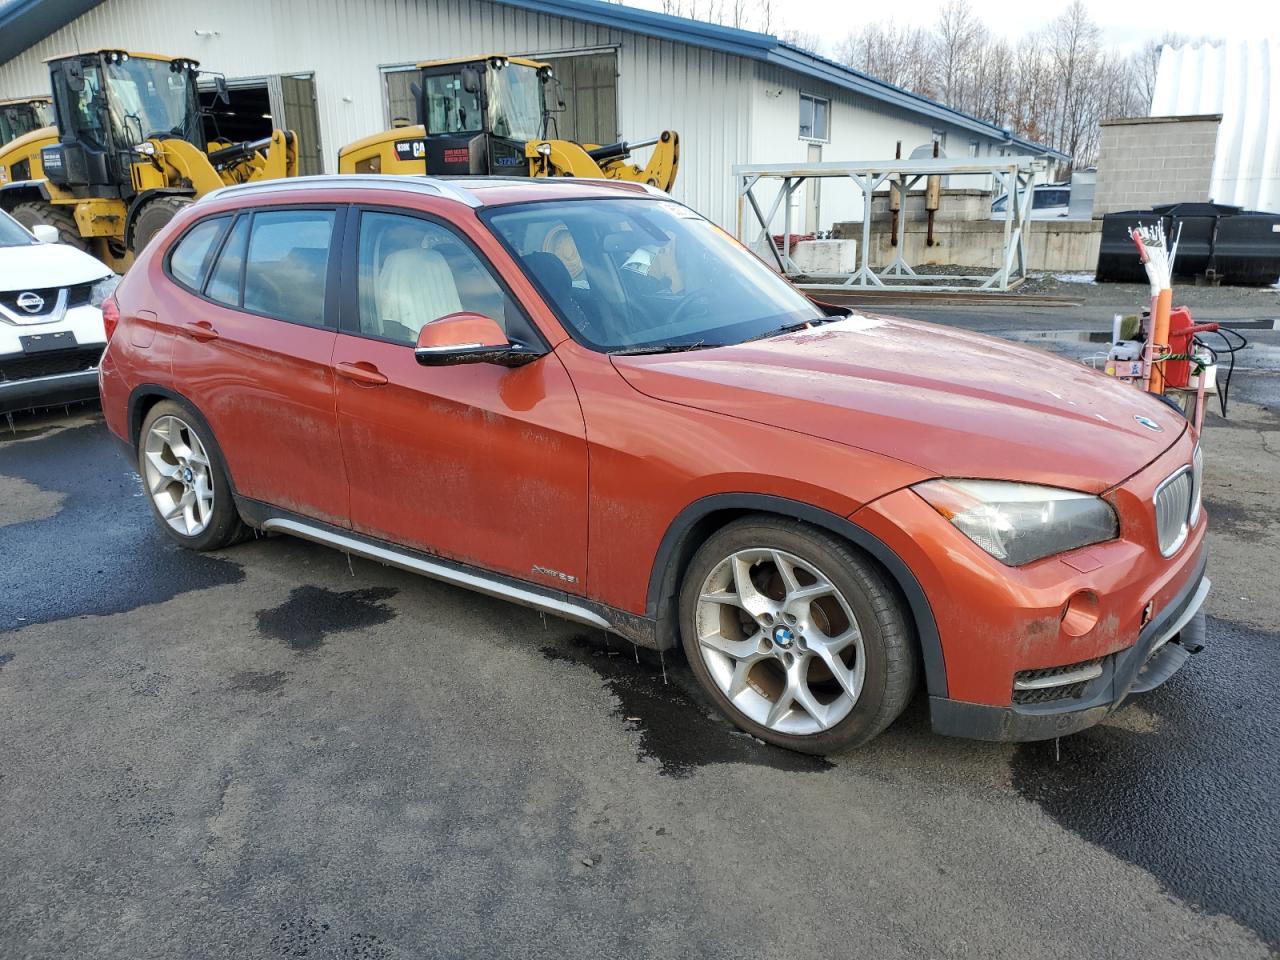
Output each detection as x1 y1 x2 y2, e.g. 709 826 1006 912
1093 115 1221 216
831 218 1102 273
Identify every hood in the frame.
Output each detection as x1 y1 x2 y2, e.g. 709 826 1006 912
612 314 1186 493
0 241 112 291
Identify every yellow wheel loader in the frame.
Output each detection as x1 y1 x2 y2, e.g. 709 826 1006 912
0 50 298 272
0 96 54 156
338 55 679 191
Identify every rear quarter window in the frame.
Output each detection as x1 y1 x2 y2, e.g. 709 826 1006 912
167 216 230 291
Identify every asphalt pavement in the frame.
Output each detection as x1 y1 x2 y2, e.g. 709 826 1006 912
1 289 1277 959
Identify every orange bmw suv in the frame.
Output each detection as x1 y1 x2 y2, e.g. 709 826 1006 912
98 176 1208 754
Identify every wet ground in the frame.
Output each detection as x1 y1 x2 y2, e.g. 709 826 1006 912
1 301 1278 958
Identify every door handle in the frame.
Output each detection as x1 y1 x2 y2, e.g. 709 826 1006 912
184 320 219 342
334 361 388 386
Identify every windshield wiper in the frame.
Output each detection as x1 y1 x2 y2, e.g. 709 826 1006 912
609 341 715 356
744 314 841 343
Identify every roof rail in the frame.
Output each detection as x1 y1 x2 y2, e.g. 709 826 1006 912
201 174 482 208
443 175 669 199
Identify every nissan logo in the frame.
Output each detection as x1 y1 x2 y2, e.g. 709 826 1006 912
16 291 45 314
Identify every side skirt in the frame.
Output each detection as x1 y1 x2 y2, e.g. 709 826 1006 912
234 497 664 649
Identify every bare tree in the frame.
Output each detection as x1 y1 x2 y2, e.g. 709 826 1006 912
778 29 823 54
934 0 981 107
757 0 774 34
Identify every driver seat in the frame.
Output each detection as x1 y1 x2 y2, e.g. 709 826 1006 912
522 251 594 336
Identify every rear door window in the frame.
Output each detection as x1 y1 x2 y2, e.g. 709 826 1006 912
242 210 336 327
167 216 230 291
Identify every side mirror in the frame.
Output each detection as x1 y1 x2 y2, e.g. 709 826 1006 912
65 59 85 93
214 75 231 106
32 224 60 244
414 312 540 368
460 66 481 95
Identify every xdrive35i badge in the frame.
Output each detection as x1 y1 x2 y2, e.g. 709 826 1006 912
532 564 578 584
1134 414 1162 432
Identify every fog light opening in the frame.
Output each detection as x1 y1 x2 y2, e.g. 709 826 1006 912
1060 590 1100 638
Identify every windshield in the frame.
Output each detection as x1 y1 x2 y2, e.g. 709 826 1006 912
485 198 824 352
103 57 200 145
0 101 52 143
488 64 543 141
0 209 36 247
424 72 482 136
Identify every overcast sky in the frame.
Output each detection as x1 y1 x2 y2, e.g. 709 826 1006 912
627 0 1264 54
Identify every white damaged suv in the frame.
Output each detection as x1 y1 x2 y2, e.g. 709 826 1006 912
0 208 117 417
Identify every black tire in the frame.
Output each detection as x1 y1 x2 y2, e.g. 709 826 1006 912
11 201 91 252
137 399 248 551
131 195 193 253
678 516 917 755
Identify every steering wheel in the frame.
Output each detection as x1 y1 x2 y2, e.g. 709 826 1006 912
668 289 714 329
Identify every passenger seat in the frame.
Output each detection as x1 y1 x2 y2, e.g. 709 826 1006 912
375 246 463 339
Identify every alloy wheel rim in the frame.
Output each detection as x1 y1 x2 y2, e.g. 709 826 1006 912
695 548 866 736
143 415 215 537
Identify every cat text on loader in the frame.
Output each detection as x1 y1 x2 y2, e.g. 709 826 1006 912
338 55 679 191
0 50 298 272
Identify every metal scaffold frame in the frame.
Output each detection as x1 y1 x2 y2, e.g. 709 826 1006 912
734 157 1040 292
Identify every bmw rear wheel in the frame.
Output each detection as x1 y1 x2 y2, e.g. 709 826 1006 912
679 517 917 754
138 400 246 550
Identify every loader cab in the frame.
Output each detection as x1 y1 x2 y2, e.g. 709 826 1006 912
415 56 553 176
0 97 54 144
41 50 202 198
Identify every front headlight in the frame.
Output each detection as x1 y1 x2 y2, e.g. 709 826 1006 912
914 479 1118 566
90 274 120 308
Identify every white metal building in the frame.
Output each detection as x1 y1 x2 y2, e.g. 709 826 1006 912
1152 39 1280 213
0 0 1066 229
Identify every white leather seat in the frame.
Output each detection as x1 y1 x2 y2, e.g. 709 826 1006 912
374 246 463 339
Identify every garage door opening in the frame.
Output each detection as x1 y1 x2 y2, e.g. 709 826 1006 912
200 74 324 175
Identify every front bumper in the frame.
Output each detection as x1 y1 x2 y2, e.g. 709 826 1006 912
0 366 102 414
929 559 1209 741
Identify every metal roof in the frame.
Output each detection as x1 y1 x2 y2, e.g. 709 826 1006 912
0 0 105 66
0 0 1068 161
497 0 1069 160
1152 39 1279 212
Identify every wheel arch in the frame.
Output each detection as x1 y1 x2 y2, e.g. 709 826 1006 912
124 188 195 248
646 494 947 698
0 180 52 213
127 384 241 497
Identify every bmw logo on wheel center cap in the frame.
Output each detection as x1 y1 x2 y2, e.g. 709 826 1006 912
772 625 795 648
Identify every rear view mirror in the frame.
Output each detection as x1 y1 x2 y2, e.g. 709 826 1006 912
214 75 231 106
415 312 540 368
32 224 59 244
460 67 481 95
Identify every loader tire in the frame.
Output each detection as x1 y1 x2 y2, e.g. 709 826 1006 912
11 201 91 252
131 195 193 254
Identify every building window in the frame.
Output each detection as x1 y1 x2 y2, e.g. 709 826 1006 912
968 139 980 157
381 51 619 145
540 51 619 145
799 93 829 142
382 66 419 128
